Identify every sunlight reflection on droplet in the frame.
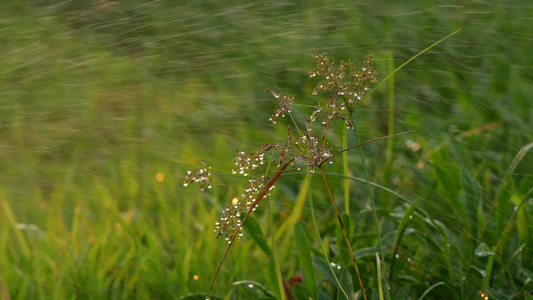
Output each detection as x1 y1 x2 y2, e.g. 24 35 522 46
193 275 199 280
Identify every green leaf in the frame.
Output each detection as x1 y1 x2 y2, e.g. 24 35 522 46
242 215 271 256
293 283 312 300
515 185 533 268
390 200 419 280
417 282 444 300
495 142 533 202
525 291 533 300
495 177 514 233
475 243 495 257
337 267 354 300
313 256 339 287
521 268 533 280
462 169 481 239
232 281 274 299
353 247 380 260
376 253 384 300
435 165 466 223
393 286 410 300
265 258 281 299
294 222 318 298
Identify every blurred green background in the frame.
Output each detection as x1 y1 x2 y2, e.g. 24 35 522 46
0 1 531 299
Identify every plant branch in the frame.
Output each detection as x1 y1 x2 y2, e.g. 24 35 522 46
319 167 368 300
207 158 296 299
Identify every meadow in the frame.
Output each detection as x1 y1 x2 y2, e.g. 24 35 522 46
0 1 532 299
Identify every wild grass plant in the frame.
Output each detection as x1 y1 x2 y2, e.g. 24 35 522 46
1 2 532 300
184 29 533 299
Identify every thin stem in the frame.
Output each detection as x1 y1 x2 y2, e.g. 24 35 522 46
385 51 395 171
289 112 302 136
351 114 392 300
279 130 416 174
324 130 416 163
343 125 350 214
361 28 463 103
319 167 368 300
207 158 296 299
308 172 349 299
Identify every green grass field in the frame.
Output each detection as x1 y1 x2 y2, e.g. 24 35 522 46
0 1 532 299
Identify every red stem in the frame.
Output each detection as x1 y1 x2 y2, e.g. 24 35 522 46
207 158 296 299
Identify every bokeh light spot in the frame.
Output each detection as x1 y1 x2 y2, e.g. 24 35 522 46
155 172 165 182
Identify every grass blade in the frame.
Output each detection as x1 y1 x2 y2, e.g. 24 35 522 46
308 173 348 299
462 169 481 240
362 28 463 102
350 115 391 300
294 222 318 298
242 215 271 256
494 142 533 205
320 168 367 300
376 253 385 300
417 282 444 300
390 199 419 280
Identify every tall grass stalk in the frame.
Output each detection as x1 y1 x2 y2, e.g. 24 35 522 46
195 28 463 298
343 29 463 300
350 117 392 300
320 167 367 300
308 172 350 299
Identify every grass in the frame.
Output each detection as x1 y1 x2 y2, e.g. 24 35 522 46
0 1 532 299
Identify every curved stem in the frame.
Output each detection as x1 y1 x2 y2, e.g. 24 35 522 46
319 167 367 300
351 115 392 300
308 172 349 299
207 158 296 299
